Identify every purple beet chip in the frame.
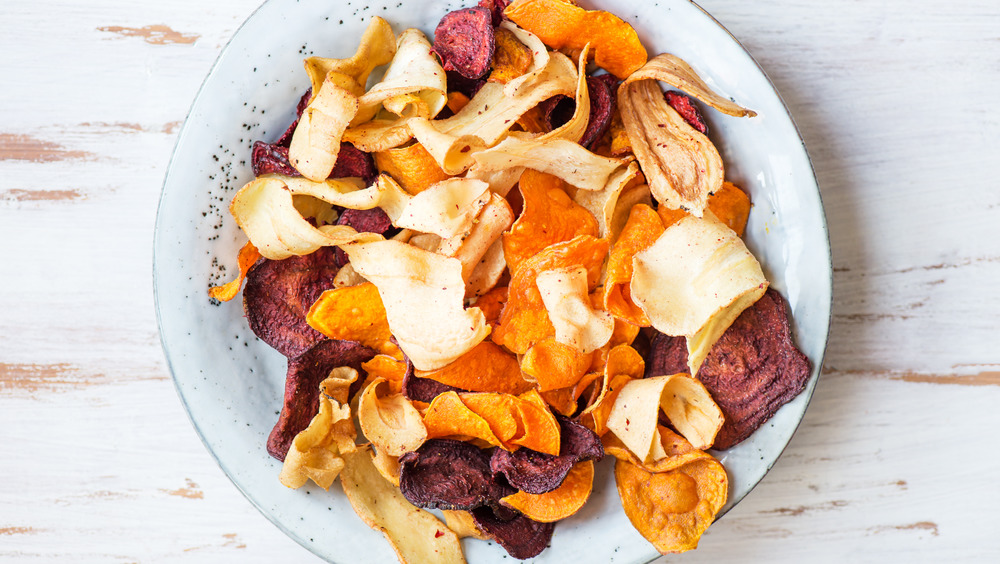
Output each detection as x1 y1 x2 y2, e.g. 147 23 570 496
243 246 340 358
445 69 488 100
433 7 496 80
538 74 617 148
266 338 377 461
251 141 298 177
333 207 394 267
471 506 555 560
329 142 377 186
401 371 466 403
665 90 709 134
478 0 510 27
490 416 603 494
274 88 313 147
399 440 514 511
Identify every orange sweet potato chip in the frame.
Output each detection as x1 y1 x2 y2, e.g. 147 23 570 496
489 27 535 84
423 391 504 447
422 390 561 455
580 344 645 436
615 453 728 554
493 235 609 354
502 169 599 273
361 354 409 395
446 92 471 114
500 460 595 522
416 340 532 395
521 337 594 392
657 181 751 236
506 388 561 455
374 142 451 195
473 286 508 330
208 241 262 302
504 0 647 80
306 282 397 356
604 204 665 326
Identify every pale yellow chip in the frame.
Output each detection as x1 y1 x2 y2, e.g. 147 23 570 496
340 447 466 564
358 378 428 457
631 215 768 375
436 193 515 294
304 16 396 98
536 266 614 354
573 160 644 238
442 510 489 541
289 76 360 181
339 239 490 371
626 53 756 118
393 178 491 238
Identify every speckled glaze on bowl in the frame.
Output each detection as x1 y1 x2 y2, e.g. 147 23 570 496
153 0 832 562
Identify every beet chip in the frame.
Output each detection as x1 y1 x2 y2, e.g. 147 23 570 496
539 75 617 149
251 141 298 177
645 289 811 450
243 246 340 358
491 416 603 494
402 371 467 404
332 207 394 267
478 0 510 27
266 338 377 461
471 506 555 560
665 90 709 134
274 88 313 147
399 439 514 511
445 69 487 100
434 7 496 80
330 142 377 186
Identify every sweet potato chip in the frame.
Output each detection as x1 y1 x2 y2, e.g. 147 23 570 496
657 181 751 237
489 26 534 84
340 447 466 564
358 378 428 457
502 170 599 272
500 460 594 522
423 390 561 455
374 142 451 195
473 285 508 330
521 337 593 392
209 241 262 302
423 391 504 448
416 341 530 395
279 367 359 489
536 266 614 353
615 454 728 554
504 0 647 79
493 235 608 354
361 354 409 394
603 204 664 326
306 282 396 356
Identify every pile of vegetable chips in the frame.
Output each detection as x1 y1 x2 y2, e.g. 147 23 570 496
210 0 811 561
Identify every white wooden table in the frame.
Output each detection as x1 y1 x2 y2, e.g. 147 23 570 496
2 0 998 561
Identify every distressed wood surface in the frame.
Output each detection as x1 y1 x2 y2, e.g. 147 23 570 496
1 0 998 562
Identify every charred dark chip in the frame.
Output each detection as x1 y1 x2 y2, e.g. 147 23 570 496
434 7 496 80
490 416 603 494
665 90 709 134
332 207 395 267
243 246 340 358
445 69 487 100
478 0 510 27
329 142 377 186
274 88 313 147
399 439 514 511
645 288 811 450
471 506 555 560
251 141 298 177
266 338 377 461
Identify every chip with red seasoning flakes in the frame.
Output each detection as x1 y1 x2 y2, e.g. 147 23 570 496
433 7 496 80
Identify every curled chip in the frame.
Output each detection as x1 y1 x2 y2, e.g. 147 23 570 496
603 203 664 326
614 454 728 554
209 241 262 302
491 416 603 494
500 460 594 522
433 7 496 80
399 439 513 511
627 53 756 118
266 339 377 461
657 180 752 238
583 74 618 148
243 246 341 358
665 91 708 135
306 282 396 356
646 289 811 450
471 506 555 560
521 337 594 392
416 341 531 395
535 266 614 354
489 26 534 84
579 344 646 436
361 354 409 394
358 378 427 457
423 389 562 455
374 142 451 195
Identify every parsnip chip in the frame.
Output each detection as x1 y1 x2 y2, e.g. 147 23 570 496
415 341 531 395
627 53 757 118
306 282 396 356
208 241 261 302
607 183 653 243
579 344 645 436
603 204 664 326
614 454 728 554
536 266 614 353
606 373 723 459
339 239 490 370
442 510 489 540
493 235 608 355
504 0 647 79
374 142 451 195
521 337 594 392
353 29 447 125
436 194 514 292
371 446 402 487
358 378 428 457
290 76 360 181
500 460 595 522
603 426 711 474
631 215 768 375
394 178 490 238
573 160 643 239
618 79 723 217
536 44 591 144
304 17 397 98
229 176 383 260
502 170 599 273
279 367 360 490
340 447 466 564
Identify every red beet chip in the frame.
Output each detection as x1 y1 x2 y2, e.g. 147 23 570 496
401 371 467 403
251 141 298 177
266 338 377 461
329 142 377 186
665 90 709 134
539 74 617 149
490 416 603 494
332 207 395 267
274 88 313 147
433 7 496 80
471 506 555 560
645 288 811 450
445 69 487 100
243 246 340 358
399 440 514 511
478 0 510 27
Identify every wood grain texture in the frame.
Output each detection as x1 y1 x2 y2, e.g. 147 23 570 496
1 0 998 562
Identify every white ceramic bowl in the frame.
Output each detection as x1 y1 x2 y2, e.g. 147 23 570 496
154 1 832 562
